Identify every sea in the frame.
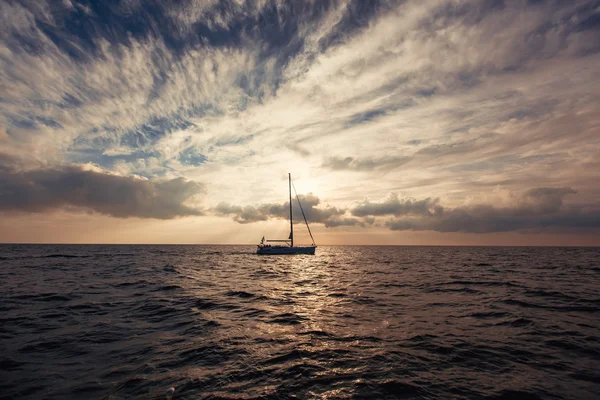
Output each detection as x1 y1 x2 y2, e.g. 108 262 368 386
0 245 599 400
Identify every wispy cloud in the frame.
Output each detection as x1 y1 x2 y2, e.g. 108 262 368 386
323 156 410 172
1 0 599 242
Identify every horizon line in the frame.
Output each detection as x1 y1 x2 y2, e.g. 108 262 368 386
0 243 598 248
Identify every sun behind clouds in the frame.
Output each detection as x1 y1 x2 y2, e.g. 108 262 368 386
0 0 599 245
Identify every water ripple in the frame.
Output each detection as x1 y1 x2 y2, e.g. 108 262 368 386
0 245 599 399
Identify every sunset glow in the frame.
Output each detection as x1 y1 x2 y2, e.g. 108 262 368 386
1 1 599 245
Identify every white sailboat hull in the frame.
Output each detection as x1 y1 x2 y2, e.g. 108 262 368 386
256 246 316 255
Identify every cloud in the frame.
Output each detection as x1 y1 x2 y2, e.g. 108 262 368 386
351 193 442 217
213 193 355 226
1 0 600 244
324 216 366 228
213 202 269 224
0 164 204 219
374 187 600 234
3 1 599 178
521 187 578 213
211 185 599 235
323 155 410 172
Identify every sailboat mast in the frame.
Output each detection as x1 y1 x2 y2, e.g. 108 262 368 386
289 173 294 247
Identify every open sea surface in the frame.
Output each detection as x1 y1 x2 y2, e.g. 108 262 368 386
1 245 599 399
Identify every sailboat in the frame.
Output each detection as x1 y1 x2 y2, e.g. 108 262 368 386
256 173 316 255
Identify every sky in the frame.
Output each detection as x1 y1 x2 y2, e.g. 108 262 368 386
1 0 599 245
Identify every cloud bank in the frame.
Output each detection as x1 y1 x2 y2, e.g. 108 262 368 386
0 164 203 219
366 188 600 234
213 193 362 228
1 0 599 243
213 187 600 235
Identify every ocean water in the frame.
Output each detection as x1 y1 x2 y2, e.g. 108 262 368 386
1 245 599 400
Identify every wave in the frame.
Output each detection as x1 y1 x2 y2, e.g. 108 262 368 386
225 290 256 298
503 299 600 313
486 389 544 400
444 280 523 288
494 317 535 327
163 264 177 272
150 285 182 292
2 244 599 400
12 292 75 302
470 311 509 319
41 254 90 258
268 312 306 325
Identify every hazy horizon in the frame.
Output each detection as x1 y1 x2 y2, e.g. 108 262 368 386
1 1 599 245
2 242 599 248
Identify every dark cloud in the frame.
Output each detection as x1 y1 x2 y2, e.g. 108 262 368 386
379 187 600 234
214 193 380 228
213 202 269 224
214 193 355 226
351 193 442 217
521 187 577 213
0 165 204 219
214 187 600 234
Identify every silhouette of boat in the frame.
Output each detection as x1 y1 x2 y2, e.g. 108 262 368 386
256 173 316 255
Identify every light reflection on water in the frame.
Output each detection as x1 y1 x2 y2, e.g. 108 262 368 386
0 245 599 399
